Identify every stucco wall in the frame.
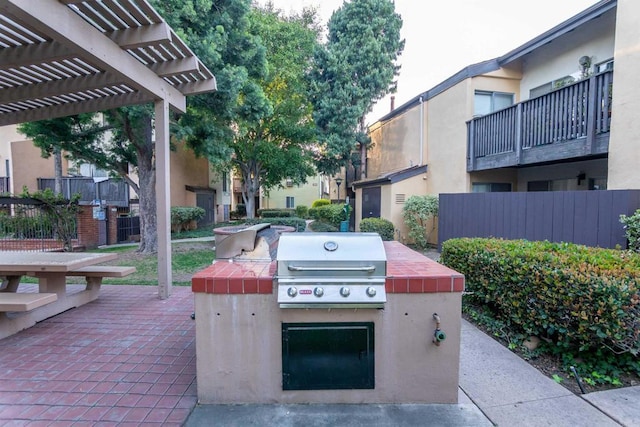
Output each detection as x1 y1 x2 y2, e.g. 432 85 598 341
519 9 615 101
368 106 422 178
425 82 471 194
608 0 640 189
169 141 210 207
195 292 461 404
262 176 324 210
10 140 68 193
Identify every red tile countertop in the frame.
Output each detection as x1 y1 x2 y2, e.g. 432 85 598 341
192 241 464 295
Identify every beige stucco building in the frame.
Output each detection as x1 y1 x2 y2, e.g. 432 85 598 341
358 0 633 244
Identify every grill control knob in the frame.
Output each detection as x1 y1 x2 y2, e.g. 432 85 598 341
314 287 324 297
287 287 298 297
340 287 350 297
366 287 377 297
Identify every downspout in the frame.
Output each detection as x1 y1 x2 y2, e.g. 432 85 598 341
419 96 424 166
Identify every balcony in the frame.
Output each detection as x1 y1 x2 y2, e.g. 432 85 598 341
37 177 130 207
467 70 613 171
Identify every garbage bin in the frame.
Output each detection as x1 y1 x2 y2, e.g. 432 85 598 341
339 220 349 232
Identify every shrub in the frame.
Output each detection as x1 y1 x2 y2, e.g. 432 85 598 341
620 209 640 251
295 205 308 219
441 238 640 374
308 221 338 232
311 199 330 208
244 217 307 232
312 204 348 228
171 206 205 233
258 209 295 218
402 194 438 249
359 217 395 240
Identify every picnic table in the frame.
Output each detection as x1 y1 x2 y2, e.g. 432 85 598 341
0 251 125 339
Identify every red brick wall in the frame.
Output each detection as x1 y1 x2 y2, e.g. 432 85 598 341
77 206 99 249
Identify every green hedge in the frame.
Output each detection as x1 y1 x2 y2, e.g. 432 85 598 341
171 206 205 232
308 204 347 228
295 205 308 219
359 217 395 240
440 238 640 363
311 199 330 208
257 209 295 218
244 217 307 232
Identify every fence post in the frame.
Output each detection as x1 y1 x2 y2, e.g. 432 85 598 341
107 205 118 245
515 103 523 165
586 74 598 154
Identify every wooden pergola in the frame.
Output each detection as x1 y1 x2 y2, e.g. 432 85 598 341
0 0 217 299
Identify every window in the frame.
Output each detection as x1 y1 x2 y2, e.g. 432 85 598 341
472 183 512 193
474 91 514 116
529 75 577 98
286 196 295 208
222 172 228 192
527 179 572 192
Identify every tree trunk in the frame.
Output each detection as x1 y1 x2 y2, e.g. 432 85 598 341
53 148 63 196
135 118 157 254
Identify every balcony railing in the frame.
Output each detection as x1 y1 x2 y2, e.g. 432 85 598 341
37 177 130 207
467 70 613 171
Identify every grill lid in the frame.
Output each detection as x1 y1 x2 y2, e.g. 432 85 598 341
276 233 386 264
276 233 387 308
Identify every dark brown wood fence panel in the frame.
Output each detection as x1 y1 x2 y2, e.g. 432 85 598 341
438 190 640 249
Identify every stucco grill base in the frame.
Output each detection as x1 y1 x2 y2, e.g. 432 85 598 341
194 293 461 404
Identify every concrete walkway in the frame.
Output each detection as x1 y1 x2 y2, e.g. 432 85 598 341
186 319 639 427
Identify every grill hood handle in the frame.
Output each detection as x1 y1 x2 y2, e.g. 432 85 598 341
287 265 376 273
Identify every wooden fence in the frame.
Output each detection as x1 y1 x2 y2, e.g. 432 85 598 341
438 190 640 249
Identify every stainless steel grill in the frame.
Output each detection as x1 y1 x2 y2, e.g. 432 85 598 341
276 233 387 308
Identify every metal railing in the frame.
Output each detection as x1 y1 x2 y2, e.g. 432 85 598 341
0 197 77 252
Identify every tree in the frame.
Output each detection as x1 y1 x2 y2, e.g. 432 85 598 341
162 1 320 218
16 108 161 253
17 115 101 195
309 0 404 183
227 5 319 218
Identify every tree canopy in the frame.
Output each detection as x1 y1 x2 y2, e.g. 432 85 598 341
309 0 404 178
164 1 321 218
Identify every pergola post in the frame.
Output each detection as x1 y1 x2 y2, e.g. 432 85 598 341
155 99 172 299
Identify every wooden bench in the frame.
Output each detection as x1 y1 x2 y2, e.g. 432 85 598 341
66 266 136 289
0 293 58 312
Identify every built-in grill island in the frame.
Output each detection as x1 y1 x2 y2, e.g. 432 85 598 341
192 230 465 404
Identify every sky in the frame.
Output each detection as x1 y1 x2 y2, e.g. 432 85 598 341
255 0 600 124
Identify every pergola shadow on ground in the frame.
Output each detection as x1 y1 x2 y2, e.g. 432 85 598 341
0 285 197 425
0 0 216 299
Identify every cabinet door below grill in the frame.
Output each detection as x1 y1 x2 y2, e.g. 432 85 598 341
282 322 374 390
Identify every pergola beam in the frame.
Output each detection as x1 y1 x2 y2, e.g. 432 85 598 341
0 41 75 70
106 23 171 50
0 73 128 104
0 92 151 126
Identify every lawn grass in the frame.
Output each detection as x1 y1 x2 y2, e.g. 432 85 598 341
86 241 215 286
